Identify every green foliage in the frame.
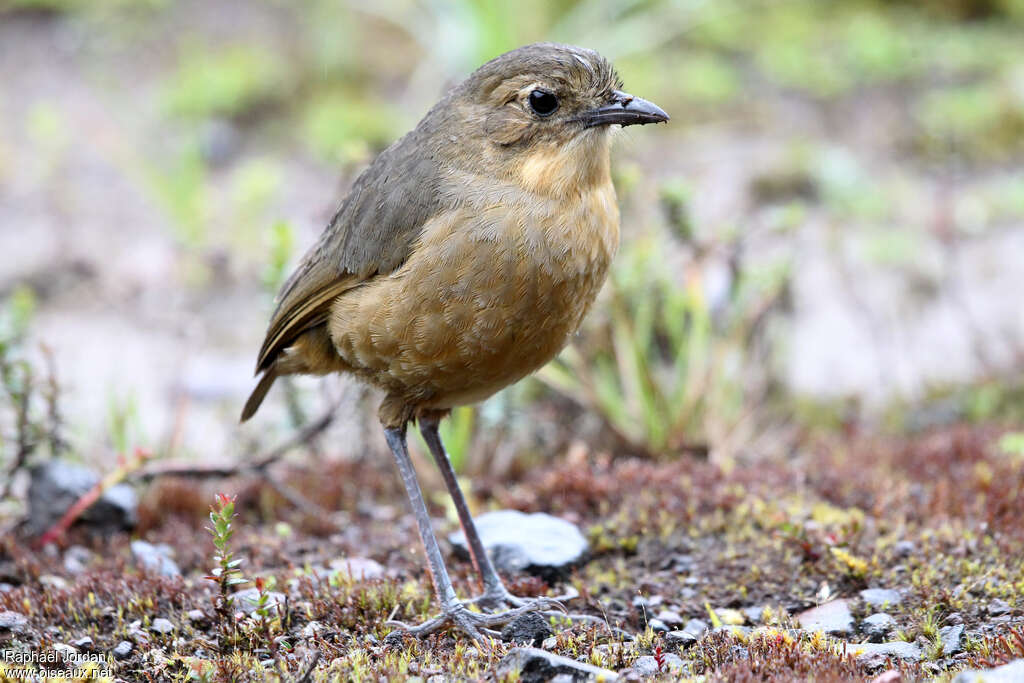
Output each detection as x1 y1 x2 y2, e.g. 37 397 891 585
262 220 295 295
301 91 404 164
205 493 247 652
164 46 286 120
440 405 475 474
537 234 789 456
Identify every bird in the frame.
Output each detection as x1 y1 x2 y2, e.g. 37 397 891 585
241 42 668 640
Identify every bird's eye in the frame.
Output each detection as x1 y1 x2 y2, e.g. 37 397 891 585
528 89 559 117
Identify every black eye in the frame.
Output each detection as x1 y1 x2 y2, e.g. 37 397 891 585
528 89 559 117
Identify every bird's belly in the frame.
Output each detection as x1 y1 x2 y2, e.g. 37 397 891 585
329 184 619 406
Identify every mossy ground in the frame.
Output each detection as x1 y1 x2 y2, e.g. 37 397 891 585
2 423 1021 681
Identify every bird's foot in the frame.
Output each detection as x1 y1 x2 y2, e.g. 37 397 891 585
385 597 564 644
469 583 579 611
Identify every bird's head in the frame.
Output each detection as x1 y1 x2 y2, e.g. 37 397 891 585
430 43 669 196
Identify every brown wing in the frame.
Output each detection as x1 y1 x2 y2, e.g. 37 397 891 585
253 127 445 375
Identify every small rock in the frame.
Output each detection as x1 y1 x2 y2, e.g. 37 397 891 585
449 510 588 580
987 599 1012 616
186 609 206 623
233 588 287 615
497 647 618 682
945 612 964 626
632 594 663 611
52 643 77 660
131 540 181 577
112 640 133 659
666 618 708 648
862 613 896 642
953 659 1024 683
940 624 964 655
150 617 175 634
860 589 902 609
854 642 922 668
72 636 94 650
647 618 669 633
328 557 385 581
743 606 768 624
654 609 683 627
798 599 854 636
630 653 688 676
501 612 553 646
27 460 137 536
301 621 325 638
63 546 92 574
541 636 558 650
0 610 29 634
892 541 916 558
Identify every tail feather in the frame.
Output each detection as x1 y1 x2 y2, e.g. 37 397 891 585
240 368 278 422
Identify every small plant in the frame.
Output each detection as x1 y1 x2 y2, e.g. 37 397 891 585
205 493 248 652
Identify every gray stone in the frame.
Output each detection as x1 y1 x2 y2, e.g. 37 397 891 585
449 510 588 580
743 606 768 624
72 636 94 649
893 541 916 558
150 617 174 634
0 610 29 634
27 460 137 536
655 609 683 626
112 640 133 659
854 641 922 668
953 659 1024 683
940 624 964 655
797 599 854 636
186 609 206 623
987 598 1012 616
861 613 896 642
131 540 181 577
713 625 752 637
647 618 669 633
666 619 708 648
233 588 286 615
630 653 688 676
501 612 552 646
497 647 618 682
63 546 92 574
860 589 902 608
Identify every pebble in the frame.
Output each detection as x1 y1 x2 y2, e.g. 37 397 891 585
186 609 206 623
131 540 181 577
500 612 552 646
63 546 92 574
0 610 29 634
448 510 588 579
150 617 175 634
797 599 854 636
647 618 669 633
72 636 94 650
854 641 922 668
112 641 133 659
743 606 768 624
953 659 1024 683
892 541 916 558
630 653 688 676
654 609 683 627
301 621 325 638
666 618 708 647
987 599 1012 616
860 589 902 608
497 647 618 682
940 624 964 655
861 613 896 642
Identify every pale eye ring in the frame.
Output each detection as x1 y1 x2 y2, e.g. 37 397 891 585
528 89 559 117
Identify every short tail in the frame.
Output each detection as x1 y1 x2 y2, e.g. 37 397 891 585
240 368 278 422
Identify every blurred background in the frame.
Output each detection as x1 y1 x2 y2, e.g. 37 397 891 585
2 0 1023 494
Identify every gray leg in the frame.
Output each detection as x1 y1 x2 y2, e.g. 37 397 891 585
383 423 569 641
419 417 515 606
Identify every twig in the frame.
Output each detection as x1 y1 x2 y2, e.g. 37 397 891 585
37 448 151 547
134 406 336 481
296 649 321 683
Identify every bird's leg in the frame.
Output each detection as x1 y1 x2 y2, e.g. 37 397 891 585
418 417 567 612
383 424 560 642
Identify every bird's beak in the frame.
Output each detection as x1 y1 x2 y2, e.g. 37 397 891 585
580 90 669 128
